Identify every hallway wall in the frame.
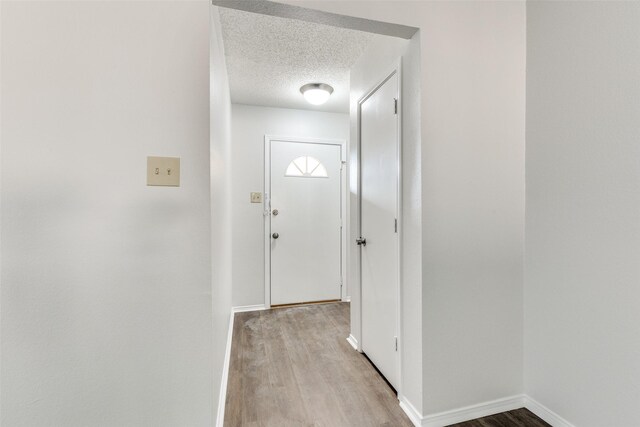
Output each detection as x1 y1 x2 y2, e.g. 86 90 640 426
525 2 640 425
1 2 217 426
418 2 526 416
230 104 348 308
210 5 234 425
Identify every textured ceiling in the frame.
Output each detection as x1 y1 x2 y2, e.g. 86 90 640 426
218 7 380 113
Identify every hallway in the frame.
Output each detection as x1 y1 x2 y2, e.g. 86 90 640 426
224 303 413 426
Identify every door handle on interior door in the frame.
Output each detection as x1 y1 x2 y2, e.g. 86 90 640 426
356 237 367 246
272 233 279 239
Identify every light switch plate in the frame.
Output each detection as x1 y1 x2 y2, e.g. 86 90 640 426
250 192 263 203
147 156 180 187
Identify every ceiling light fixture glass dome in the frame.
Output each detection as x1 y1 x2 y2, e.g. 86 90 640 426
300 83 334 105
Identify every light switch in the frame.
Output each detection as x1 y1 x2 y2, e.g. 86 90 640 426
147 156 180 187
250 192 263 203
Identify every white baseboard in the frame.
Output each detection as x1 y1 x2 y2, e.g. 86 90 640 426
342 296 351 302
524 395 575 427
346 334 359 351
401 393 573 427
215 311 235 427
399 395 424 427
410 395 524 427
420 395 525 427
232 304 267 313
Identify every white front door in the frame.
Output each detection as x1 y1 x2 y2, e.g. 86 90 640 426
359 72 399 389
269 140 342 306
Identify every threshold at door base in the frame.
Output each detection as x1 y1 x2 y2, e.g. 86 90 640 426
271 299 342 309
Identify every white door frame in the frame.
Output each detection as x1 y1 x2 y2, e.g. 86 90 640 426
356 63 403 395
264 135 347 309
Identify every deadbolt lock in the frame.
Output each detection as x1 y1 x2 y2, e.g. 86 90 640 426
272 209 279 216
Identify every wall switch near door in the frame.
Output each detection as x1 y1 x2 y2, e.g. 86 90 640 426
147 156 180 187
250 192 263 203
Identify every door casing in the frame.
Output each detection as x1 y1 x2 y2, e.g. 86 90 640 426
264 135 347 308
356 63 403 396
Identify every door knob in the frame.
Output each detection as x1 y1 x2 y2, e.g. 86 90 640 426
272 233 279 239
356 237 366 246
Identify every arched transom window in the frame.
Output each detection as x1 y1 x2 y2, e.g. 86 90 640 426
285 156 328 178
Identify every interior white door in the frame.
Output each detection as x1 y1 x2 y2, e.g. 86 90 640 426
270 140 342 306
360 73 399 389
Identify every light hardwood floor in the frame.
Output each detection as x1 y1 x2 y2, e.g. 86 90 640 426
224 302 413 427
224 302 550 427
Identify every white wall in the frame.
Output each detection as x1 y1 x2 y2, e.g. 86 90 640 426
283 0 526 418
210 5 234 425
230 104 348 307
1 2 221 426
525 2 640 426
419 2 525 415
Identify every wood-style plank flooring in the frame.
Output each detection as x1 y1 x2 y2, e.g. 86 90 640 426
447 408 551 427
224 302 550 427
224 302 413 427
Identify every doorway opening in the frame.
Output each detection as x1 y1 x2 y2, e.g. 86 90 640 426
212 0 421 422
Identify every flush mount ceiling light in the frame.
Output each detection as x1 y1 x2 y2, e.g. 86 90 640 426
300 83 334 106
